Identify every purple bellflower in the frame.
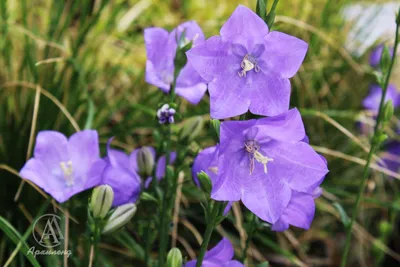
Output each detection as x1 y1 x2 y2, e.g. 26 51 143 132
370 44 394 68
185 238 244 267
362 84 400 112
102 141 142 207
20 130 104 203
145 21 207 105
186 5 308 119
211 109 329 225
192 145 232 215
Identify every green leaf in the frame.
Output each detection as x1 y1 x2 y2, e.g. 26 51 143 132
256 0 267 21
256 262 270 267
210 119 220 140
0 217 41 267
84 98 95 129
333 202 350 227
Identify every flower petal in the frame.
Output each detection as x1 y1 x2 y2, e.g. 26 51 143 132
248 71 291 117
68 130 100 178
211 152 245 202
268 141 329 193
205 237 234 262
186 36 231 82
144 27 174 91
271 191 315 231
175 62 207 104
262 31 308 78
102 165 141 206
254 108 306 142
241 163 292 223
156 152 177 180
20 158 68 202
220 5 269 47
33 131 68 173
192 145 219 187
208 69 251 119
171 21 205 47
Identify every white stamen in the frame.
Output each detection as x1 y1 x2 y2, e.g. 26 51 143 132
60 160 74 186
245 140 273 174
238 54 259 77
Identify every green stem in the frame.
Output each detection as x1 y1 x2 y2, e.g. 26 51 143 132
241 213 257 263
158 64 181 267
196 202 221 267
340 15 400 267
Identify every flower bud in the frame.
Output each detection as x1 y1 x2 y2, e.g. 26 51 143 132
383 100 394 122
166 248 182 267
136 147 155 178
102 203 137 234
90 185 114 219
197 171 212 195
380 45 391 72
180 116 204 141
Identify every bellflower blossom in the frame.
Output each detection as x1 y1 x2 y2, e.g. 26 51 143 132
212 109 329 224
362 84 400 112
192 145 232 215
185 238 244 267
20 130 104 203
382 141 400 175
186 5 308 119
369 44 394 68
145 21 207 104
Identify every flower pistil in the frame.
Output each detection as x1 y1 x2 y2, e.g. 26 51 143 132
60 160 74 186
238 54 260 77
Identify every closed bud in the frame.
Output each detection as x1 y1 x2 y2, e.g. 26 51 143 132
102 203 137 234
166 248 182 267
90 185 114 219
197 171 212 195
380 45 391 72
210 119 221 140
379 220 392 236
383 100 394 122
137 147 155 178
181 116 204 141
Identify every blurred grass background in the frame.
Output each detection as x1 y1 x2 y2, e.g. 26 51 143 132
1 0 400 266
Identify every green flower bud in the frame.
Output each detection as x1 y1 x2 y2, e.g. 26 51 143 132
197 171 212 195
90 185 114 219
102 203 137 234
181 116 204 141
166 248 182 267
137 147 155 178
383 100 394 122
380 45 391 72
379 220 392 236
210 119 221 140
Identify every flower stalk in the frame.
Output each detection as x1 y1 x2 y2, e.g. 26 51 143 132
195 201 222 267
340 10 400 267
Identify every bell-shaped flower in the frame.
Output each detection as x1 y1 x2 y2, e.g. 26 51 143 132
186 5 308 119
145 21 207 104
212 109 329 224
185 238 244 267
20 130 105 203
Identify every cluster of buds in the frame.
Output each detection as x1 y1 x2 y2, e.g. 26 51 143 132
89 185 137 235
157 104 176 124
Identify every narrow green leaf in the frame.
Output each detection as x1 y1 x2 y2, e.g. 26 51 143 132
0 217 40 267
333 202 350 227
256 0 267 21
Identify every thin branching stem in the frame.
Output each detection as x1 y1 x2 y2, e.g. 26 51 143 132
341 13 400 267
